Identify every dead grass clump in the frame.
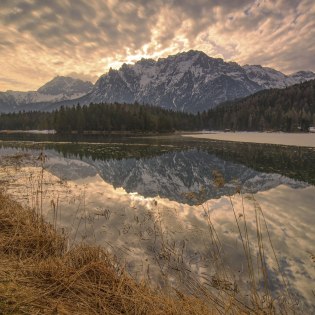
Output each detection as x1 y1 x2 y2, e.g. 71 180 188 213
25 246 214 315
0 194 65 259
0 193 217 315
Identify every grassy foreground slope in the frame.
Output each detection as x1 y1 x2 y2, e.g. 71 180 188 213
0 193 236 315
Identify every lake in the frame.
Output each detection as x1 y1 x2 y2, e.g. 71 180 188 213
0 134 314 313
185 131 315 147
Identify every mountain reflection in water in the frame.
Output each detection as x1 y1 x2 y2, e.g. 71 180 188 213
77 149 306 204
0 138 314 312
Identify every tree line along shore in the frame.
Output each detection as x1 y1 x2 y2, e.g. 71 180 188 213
0 79 314 133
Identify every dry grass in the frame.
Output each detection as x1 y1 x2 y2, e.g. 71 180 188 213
0 193 228 315
0 153 296 314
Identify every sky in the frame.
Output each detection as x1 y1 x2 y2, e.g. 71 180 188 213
1 0 315 91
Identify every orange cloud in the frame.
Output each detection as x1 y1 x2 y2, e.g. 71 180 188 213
0 0 314 91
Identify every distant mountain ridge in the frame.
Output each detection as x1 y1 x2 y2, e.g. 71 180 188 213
84 51 315 113
1 80 313 133
0 51 315 113
0 76 93 113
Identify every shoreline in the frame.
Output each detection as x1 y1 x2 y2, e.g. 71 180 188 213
0 193 217 315
183 131 315 148
0 148 308 314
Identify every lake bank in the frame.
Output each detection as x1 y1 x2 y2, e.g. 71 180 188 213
184 132 315 147
0 193 219 315
1 138 313 313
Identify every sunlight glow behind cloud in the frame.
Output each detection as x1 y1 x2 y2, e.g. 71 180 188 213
0 0 314 91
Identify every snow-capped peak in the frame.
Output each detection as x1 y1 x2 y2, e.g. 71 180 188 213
289 71 315 83
37 76 93 96
1 51 315 113
0 76 93 113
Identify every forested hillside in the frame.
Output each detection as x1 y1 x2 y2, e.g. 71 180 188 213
1 80 314 133
204 79 315 131
0 103 200 133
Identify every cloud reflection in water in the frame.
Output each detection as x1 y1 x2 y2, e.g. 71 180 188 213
0 146 314 312
1 152 314 312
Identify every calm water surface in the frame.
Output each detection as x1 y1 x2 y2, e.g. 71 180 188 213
185 131 315 147
0 134 314 312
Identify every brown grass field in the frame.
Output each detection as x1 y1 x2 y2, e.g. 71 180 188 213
0 151 298 314
0 193 255 315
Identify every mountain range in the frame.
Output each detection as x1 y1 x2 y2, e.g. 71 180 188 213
0 76 93 113
1 50 315 113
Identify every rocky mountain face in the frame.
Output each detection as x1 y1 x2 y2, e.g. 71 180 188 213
0 76 93 113
84 51 260 113
243 65 295 89
68 51 315 113
1 51 315 113
37 76 93 96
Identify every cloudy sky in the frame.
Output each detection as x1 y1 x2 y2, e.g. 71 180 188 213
1 0 315 91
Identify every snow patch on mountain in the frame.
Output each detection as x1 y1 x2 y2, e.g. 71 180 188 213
243 65 315 89
82 50 314 113
289 71 315 83
0 76 93 113
1 51 315 113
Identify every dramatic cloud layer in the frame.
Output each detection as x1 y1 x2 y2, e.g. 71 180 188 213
1 0 314 91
